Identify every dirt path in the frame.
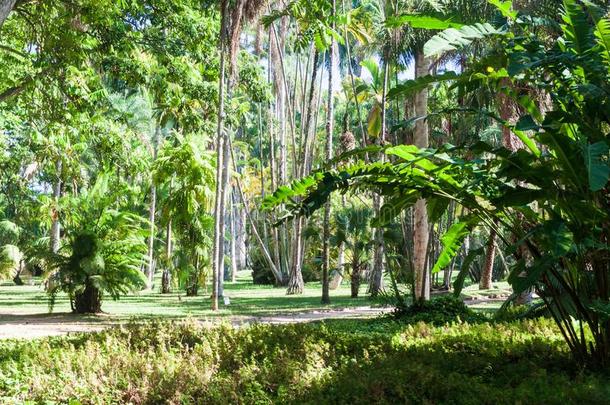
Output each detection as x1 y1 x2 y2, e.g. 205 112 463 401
0 298 510 340
0 306 394 339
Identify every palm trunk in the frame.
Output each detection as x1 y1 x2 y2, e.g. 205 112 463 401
321 0 336 305
287 217 305 294
287 49 320 295
74 279 102 314
413 51 431 301
145 125 160 289
229 190 238 282
351 255 361 298
218 133 231 300
161 218 172 294
212 5 229 310
480 227 496 289
369 52 390 298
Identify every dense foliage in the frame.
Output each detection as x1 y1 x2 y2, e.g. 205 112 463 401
0 320 609 404
264 0 610 366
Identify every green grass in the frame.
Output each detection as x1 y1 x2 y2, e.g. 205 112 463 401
0 271 378 322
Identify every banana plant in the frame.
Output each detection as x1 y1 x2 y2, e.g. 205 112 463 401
264 0 610 367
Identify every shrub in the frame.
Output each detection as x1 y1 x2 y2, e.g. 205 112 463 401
392 295 487 325
0 319 608 404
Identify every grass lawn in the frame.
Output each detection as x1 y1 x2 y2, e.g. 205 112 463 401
0 271 381 323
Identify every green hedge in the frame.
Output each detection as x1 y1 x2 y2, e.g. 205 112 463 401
0 319 608 404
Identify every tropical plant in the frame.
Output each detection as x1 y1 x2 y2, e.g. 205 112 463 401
334 204 374 298
154 133 216 296
264 0 610 367
45 174 147 313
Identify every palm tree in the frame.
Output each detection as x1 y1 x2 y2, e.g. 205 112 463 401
44 174 148 313
334 205 374 298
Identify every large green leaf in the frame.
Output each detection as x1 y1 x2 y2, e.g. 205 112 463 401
367 104 382 138
385 14 464 30
585 141 610 191
387 72 458 100
432 217 479 274
488 0 517 20
373 192 419 226
453 247 484 297
424 23 503 57
561 0 595 55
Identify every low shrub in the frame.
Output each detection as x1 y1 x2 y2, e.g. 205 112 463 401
392 295 487 325
0 318 608 404
493 302 549 323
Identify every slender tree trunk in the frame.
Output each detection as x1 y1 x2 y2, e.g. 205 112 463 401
145 125 160 289
351 255 361 298
369 52 390 298
480 227 496 289
413 51 431 301
161 218 172 294
218 133 231 300
287 217 305 294
212 5 229 310
50 159 62 254
229 190 238 282
321 0 336 305
0 0 17 28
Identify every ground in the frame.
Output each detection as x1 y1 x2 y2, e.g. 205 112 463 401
0 271 508 339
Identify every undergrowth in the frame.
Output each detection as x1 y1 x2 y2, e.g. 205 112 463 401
0 317 608 404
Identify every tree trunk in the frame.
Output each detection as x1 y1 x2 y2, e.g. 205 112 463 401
212 5 228 310
480 227 496 289
413 51 431 301
369 51 390 298
286 49 320 295
321 0 336 305
218 135 231 300
145 125 160 289
0 0 17 28
287 217 305 294
351 252 361 298
50 159 62 254
370 195 385 297
13 259 24 285
74 280 102 314
161 218 172 294
229 190 238 282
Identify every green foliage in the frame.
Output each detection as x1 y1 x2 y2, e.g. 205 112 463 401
1 319 608 403
154 133 216 293
424 22 503 57
265 0 610 367
431 217 477 275
44 174 147 312
0 220 20 245
392 295 487 325
0 245 22 281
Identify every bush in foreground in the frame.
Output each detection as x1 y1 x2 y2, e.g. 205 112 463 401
0 319 608 404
